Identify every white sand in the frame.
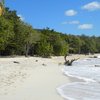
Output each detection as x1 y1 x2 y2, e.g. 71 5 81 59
0 56 70 100
0 54 98 100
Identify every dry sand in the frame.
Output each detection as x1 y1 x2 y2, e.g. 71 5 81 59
0 54 98 100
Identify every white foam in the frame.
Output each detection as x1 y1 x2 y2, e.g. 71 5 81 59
63 71 95 83
57 58 100 100
57 86 77 100
57 82 100 100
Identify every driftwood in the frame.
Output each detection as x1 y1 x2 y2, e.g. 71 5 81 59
64 54 79 66
64 59 76 66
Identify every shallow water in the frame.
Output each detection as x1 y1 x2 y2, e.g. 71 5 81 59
57 57 100 100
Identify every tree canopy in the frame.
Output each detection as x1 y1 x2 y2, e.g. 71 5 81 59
0 7 100 57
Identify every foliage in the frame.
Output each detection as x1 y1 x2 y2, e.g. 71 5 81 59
0 16 14 51
35 40 53 57
53 40 68 56
0 7 100 56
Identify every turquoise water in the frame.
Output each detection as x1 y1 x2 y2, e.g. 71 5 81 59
57 57 100 100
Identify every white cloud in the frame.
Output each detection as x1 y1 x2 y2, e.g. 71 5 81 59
62 20 80 25
82 1 100 11
65 9 77 16
69 21 80 24
18 14 24 21
78 24 93 30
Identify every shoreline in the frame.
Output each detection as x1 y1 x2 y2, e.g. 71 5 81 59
58 55 100 100
0 54 100 100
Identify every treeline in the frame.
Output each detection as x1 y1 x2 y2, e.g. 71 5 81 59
0 8 100 57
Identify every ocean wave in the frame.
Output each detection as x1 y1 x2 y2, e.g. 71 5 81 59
57 57 100 100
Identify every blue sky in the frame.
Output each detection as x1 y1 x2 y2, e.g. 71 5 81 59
6 0 100 36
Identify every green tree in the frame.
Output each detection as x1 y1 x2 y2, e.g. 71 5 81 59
0 17 14 52
35 39 53 57
53 40 68 56
21 23 40 56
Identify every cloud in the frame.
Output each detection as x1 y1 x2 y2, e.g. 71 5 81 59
18 14 24 21
62 20 80 25
65 9 77 16
69 21 80 24
78 24 93 30
82 1 100 11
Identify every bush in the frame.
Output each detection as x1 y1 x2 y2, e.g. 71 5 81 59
35 40 53 57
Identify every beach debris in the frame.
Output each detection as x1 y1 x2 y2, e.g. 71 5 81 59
42 63 47 66
35 60 38 62
64 59 76 66
13 61 20 64
64 54 79 66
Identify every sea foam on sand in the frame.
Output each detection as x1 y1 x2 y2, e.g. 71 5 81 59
57 56 100 100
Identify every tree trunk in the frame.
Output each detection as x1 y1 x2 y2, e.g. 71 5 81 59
25 42 30 57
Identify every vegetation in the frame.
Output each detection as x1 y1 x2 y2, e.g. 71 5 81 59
0 7 100 57
0 0 4 16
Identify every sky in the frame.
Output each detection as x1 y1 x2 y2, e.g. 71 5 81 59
5 0 100 36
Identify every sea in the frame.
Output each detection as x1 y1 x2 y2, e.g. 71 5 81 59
57 56 100 100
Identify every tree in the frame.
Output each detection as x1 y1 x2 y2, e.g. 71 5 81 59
21 23 40 56
0 17 14 52
35 39 53 57
53 40 68 56
0 7 41 56
96 37 100 53
66 35 82 53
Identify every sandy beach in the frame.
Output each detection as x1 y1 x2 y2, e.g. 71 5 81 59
0 54 98 100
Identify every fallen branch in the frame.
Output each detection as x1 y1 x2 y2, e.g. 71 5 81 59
64 54 79 66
